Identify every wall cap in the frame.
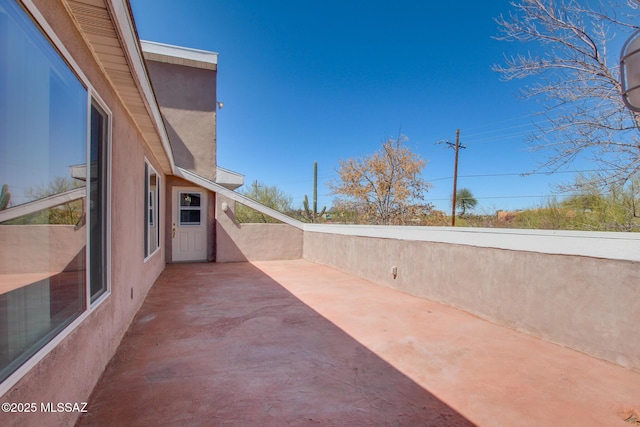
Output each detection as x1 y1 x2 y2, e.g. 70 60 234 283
303 224 640 262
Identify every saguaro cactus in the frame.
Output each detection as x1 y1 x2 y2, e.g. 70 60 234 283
303 162 326 223
303 195 326 223
0 184 10 210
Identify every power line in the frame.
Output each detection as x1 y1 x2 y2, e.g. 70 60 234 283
427 168 615 183
427 194 571 202
464 130 536 145
462 120 546 140
426 111 545 144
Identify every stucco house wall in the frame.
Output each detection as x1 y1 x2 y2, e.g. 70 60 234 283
144 51 218 182
0 1 166 425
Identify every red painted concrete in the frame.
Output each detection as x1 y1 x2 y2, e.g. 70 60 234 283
78 260 640 426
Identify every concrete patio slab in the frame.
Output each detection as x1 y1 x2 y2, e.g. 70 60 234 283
77 260 640 426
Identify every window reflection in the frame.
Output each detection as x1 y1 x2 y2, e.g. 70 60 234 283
179 192 202 225
0 0 88 382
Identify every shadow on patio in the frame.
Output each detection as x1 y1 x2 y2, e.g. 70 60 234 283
77 261 472 426
78 260 640 426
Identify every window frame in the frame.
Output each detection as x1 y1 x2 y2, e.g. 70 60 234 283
144 158 160 260
87 95 112 306
178 191 203 226
0 0 112 395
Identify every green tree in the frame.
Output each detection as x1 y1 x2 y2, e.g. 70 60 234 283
236 180 293 223
509 173 640 231
560 173 640 231
22 176 84 225
455 188 478 217
329 134 432 225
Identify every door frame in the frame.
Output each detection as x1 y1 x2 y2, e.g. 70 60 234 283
171 186 208 262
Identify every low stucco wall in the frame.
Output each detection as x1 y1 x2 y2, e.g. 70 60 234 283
216 195 302 262
303 227 640 371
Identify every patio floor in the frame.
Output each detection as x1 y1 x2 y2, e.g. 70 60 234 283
78 259 640 426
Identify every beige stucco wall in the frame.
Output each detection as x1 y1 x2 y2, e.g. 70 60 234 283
215 195 302 262
0 1 166 426
303 231 640 372
145 60 217 181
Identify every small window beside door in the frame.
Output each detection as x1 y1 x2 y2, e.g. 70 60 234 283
179 192 202 225
144 160 160 259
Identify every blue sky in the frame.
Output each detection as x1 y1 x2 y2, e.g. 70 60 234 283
131 0 614 213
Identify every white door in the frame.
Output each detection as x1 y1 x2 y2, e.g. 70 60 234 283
172 187 208 262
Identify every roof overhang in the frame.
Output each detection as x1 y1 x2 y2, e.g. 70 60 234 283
64 0 176 174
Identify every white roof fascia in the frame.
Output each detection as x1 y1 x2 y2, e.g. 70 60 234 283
175 168 303 229
109 0 177 174
141 40 218 70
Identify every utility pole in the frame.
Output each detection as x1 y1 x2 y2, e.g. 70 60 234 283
438 129 465 226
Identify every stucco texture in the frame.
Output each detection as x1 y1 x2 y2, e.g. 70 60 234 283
0 1 166 426
303 231 640 372
215 195 303 262
145 61 217 181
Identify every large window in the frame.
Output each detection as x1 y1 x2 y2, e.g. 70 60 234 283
0 0 109 383
144 161 160 258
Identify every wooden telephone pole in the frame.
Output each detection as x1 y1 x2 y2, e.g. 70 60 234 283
440 129 465 226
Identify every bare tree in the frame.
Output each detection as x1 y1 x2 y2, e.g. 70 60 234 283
329 134 432 225
494 0 640 186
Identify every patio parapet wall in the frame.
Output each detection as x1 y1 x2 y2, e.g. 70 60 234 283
181 168 639 370
302 224 640 372
215 194 303 262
